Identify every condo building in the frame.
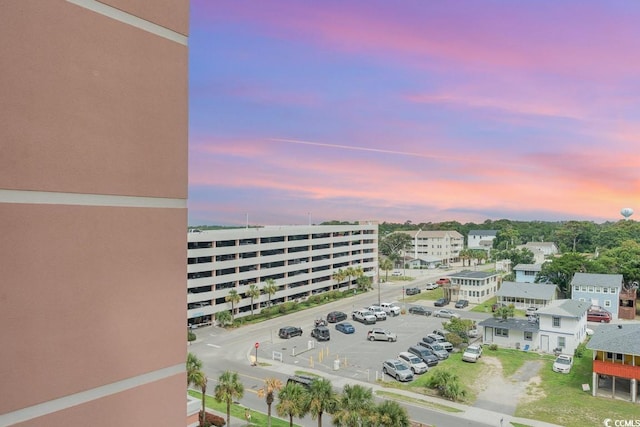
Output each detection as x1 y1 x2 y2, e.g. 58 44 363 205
1 1 189 426
398 230 464 266
187 224 379 326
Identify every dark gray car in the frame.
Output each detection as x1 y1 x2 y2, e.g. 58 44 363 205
407 345 439 367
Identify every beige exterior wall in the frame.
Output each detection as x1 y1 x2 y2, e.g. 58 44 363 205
0 1 188 425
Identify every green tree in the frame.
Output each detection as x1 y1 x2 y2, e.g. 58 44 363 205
186 353 207 427
356 275 372 292
332 384 375 427
216 310 232 327
257 377 283 427
375 400 411 427
276 381 309 427
493 304 515 320
427 369 466 401
214 371 244 427
332 269 347 290
306 377 338 427
595 240 640 285
263 278 278 307
459 248 472 267
379 232 412 267
494 226 520 250
225 289 241 321
247 284 261 316
492 248 535 266
554 220 597 252
537 252 594 297
379 257 393 282
443 317 475 342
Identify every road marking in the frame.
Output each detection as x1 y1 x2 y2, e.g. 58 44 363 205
207 344 220 348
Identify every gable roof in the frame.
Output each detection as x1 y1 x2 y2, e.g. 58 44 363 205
468 230 498 237
521 242 557 249
513 263 543 272
586 324 640 355
496 281 557 300
571 272 623 288
536 299 590 318
478 317 539 332
448 270 500 279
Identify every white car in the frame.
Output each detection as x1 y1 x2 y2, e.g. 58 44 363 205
552 354 573 373
462 345 483 363
367 305 388 320
525 307 539 316
380 302 401 317
425 282 439 290
433 309 460 319
392 271 402 276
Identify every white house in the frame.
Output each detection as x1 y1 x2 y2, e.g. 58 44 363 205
513 263 543 283
467 230 497 250
445 270 501 304
536 299 591 354
516 242 558 263
495 281 557 309
478 317 539 351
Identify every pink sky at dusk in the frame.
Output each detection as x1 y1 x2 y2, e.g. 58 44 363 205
188 1 640 226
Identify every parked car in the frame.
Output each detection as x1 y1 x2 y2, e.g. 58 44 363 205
407 345 439 367
525 307 539 316
433 309 459 319
462 345 483 363
380 302 401 317
367 305 388 320
382 359 414 382
367 328 397 342
310 326 330 341
398 351 428 374
552 354 573 373
434 298 449 307
392 271 403 276
326 311 347 323
436 278 450 285
286 375 316 390
455 299 469 309
418 341 449 360
279 326 303 339
423 334 453 352
587 309 612 323
405 287 421 296
408 306 432 316
352 309 377 325
467 328 480 338
432 329 447 338
425 282 439 290
335 322 355 334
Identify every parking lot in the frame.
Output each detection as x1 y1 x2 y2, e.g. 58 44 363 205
256 302 476 383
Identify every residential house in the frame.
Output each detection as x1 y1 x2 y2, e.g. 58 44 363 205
444 270 501 304
478 317 539 350
536 299 591 354
399 230 464 266
587 323 640 403
495 282 557 309
571 273 623 320
513 263 543 283
467 230 498 251
516 242 558 264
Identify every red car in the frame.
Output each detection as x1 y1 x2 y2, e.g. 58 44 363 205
436 278 450 285
587 309 611 323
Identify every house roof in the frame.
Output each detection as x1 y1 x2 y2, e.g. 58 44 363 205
536 299 591 318
416 256 442 263
571 272 623 288
513 263 542 272
448 270 499 279
521 242 557 249
478 317 539 332
400 230 464 239
586 324 640 355
496 281 557 300
468 230 498 237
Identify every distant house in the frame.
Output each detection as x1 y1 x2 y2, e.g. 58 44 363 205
495 282 557 309
571 273 623 320
513 263 543 283
587 323 640 403
444 270 501 304
516 242 558 264
536 299 590 354
467 230 497 251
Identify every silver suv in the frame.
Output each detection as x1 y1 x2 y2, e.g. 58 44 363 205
352 309 377 325
367 328 397 342
418 341 449 360
398 351 428 374
382 359 414 382
425 333 453 352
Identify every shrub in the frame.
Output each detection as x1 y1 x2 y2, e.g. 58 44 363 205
201 411 225 427
187 330 196 342
426 369 466 401
574 342 587 358
489 344 498 351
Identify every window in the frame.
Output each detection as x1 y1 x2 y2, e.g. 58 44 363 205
595 287 601 293
552 317 561 327
588 286 594 292
574 285 579 292
603 287 608 294
524 331 533 341
604 300 612 308
558 337 565 348
581 286 587 292
495 328 509 337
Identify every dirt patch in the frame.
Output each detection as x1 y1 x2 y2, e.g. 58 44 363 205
472 356 544 416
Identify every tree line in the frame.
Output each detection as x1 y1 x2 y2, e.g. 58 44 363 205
187 353 411 427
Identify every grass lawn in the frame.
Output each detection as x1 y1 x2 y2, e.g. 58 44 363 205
471 297 496 313
188 390 300 427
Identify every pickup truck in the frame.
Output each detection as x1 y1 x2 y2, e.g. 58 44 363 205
379 302 401 317
352 309 377 324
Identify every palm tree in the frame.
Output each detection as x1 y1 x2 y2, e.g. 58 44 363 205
344 266 356 290
216 310 232 327
225 289 241 321
332 269 346 290
276 381 308 427
263 278 278 307
332 384 374 427
459 248 471 267
257 377 283 427
379 257 393 282
247 284 261 316
306 377 337 427
186 353 207 427
376 400 411 427
356 275 372 292
214 370 244 427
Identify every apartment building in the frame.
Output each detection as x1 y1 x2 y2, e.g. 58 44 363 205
1 2 189 426
399 230 464 266
187 224 379 326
